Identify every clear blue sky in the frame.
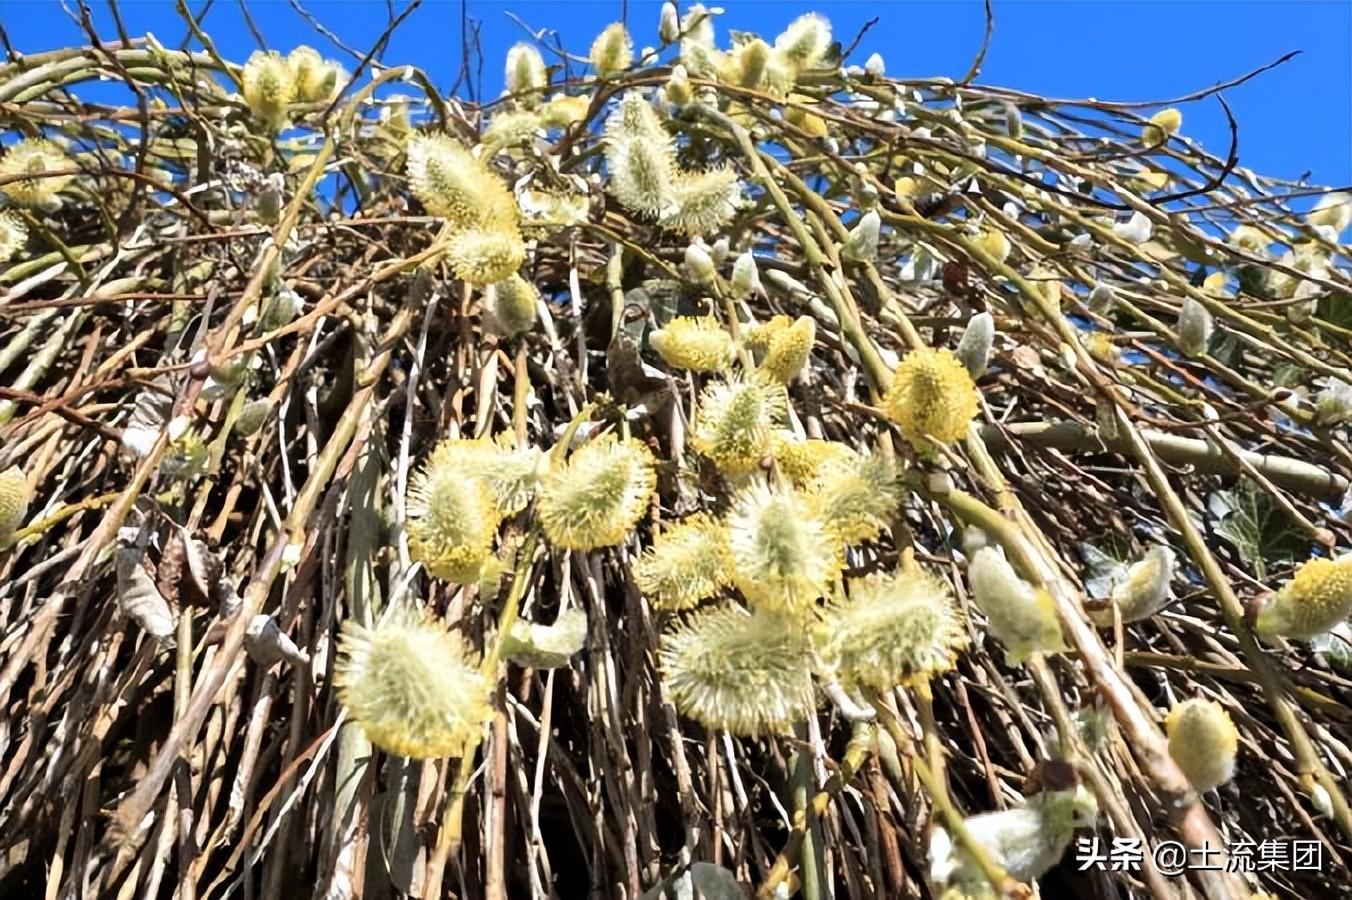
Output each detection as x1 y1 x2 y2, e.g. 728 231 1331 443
4 1 1349 187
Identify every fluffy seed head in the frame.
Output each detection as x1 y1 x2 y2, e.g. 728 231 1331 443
0 211 27 261
727 483 838 614
537 435 655 550
407 448 503 582
773 13 833 71
634 513 732 610
335 608 492 758
1165 698 1238 791
691 374 788 476
505 43 549 103
0 466 29 546
662 167 741 236
406 133 518 230
445 229 526 286
757 315 815 384
485 274 539 337
660 605 815 735
241 50 297 131
1256 556 1352 640
1142 107 1182 147
820 567 968 689
0 139 74 207
808 451 900 546
882 347 981 446
590 23 633 76
968 547 1065 664
650 316 736 372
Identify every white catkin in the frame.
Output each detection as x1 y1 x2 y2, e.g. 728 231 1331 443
1177 296 1213 357
955 311 995 378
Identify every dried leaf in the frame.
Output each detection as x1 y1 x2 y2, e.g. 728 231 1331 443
116 544 175 640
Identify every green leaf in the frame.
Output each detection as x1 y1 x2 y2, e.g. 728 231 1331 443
1208 481 1312 580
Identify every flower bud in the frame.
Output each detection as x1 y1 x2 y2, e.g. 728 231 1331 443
842 209 881 262
1141 107 1182 147
683 240 716 283
730 251 761 298
1177 296 1213 357
0 465 30 546
1165 698 1238 791
659 1 681 43
505 42 548 103
955 311 995 378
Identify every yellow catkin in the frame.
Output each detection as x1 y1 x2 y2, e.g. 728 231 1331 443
785 94 829 137
727 483 838 614
881 347 981 446
758 315 815 384
537 435 656 550
1256 556 1352 640
649 316 736 372
335 608 492 758
634 513 732 610
0 139 74 207
690 374 788 476
241 50 297 131
1165 698 1238 791
660 605 815 736
589 23 633 77
1141 107 1182 147
972 230 1011 265
820 566 968 689
0 211 27 261
406 450 502 583
0 466 30 545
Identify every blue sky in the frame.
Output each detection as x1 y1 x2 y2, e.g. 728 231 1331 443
4 1 1349 187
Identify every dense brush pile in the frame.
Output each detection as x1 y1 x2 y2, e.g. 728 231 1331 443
2 3 1351 898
